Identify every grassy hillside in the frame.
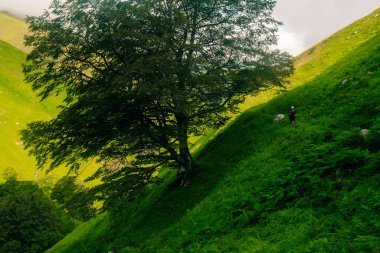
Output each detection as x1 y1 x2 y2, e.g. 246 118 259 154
0 11 62 181
0 11 30 53
48 8 380 253
0 40 60 180
190 7 380 151
0 11 101 183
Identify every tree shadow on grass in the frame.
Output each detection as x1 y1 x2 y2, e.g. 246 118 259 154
108 110 279 247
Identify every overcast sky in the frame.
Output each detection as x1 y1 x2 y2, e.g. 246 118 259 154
274 0 380 55
0 0 379 56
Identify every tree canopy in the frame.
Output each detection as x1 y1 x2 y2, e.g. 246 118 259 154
22 0 293 204
51 176 96 221
0 177 74 253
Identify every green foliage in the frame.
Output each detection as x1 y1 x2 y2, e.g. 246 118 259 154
0 177 74 253
22 0 293 202
51 176 96 221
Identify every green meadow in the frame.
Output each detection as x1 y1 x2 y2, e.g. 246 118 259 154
0 11 100 181
47 8 380 253
0 38 57 180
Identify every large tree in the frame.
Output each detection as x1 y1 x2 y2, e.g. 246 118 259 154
22 0 293 201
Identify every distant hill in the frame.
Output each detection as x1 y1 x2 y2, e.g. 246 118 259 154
47 7 380 253
0 11 98 181
0 11 30 52
0 39 58 180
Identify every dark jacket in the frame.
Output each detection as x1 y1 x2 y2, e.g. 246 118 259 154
288 108 296 121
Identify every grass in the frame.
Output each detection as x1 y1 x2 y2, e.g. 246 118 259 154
0 39 62 181
187 8 380 150
0 40 97 182
0 13 98 181
47 7 380 253
0 11 61 181
0 11 30 53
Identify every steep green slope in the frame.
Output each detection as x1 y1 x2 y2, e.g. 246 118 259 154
0 11 30 53
0 12 103 182
0 11 62 180
48 8 380 253
0 40 59 180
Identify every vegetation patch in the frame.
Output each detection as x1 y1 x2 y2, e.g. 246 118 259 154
0 175 74 253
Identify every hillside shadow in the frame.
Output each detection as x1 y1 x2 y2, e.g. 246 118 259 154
108 107 286 246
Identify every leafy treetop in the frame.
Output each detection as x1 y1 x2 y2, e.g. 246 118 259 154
22 0 293 205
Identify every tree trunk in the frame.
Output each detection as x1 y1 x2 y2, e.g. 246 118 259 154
178 147 193 187
176 115 195 187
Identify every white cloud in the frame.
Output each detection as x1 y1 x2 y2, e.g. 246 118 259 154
276 28 307 56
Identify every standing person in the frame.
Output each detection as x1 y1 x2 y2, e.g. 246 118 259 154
288 106 296 125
